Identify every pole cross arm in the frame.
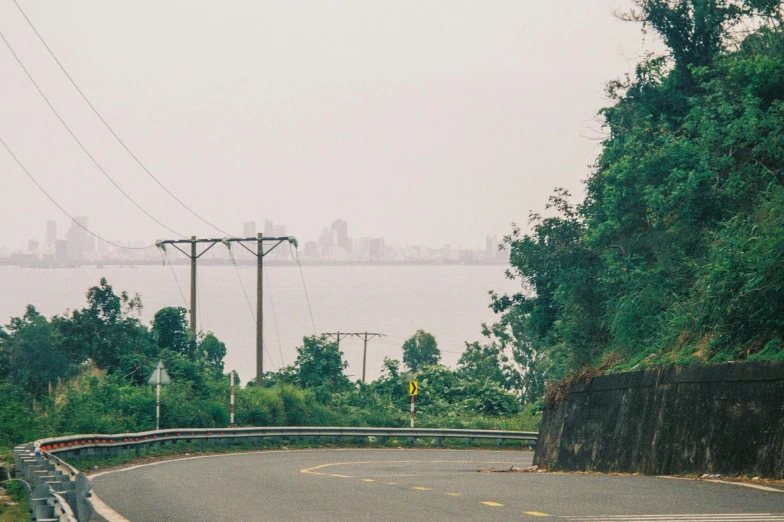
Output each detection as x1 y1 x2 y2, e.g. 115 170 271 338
154 234 299 387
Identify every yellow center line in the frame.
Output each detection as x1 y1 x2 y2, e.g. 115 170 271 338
300 459 516 476
387 482 398 485
445 493 461 496
482 501 505 507
524 511 550 517
413 486 432 491
329 474 354 478
362 479 376 482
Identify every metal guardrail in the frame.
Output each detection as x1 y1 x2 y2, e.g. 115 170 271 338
13 444 80 522
20 426 539 521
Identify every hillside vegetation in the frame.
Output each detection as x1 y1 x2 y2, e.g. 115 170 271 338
0 277 536 463
491 1 784 399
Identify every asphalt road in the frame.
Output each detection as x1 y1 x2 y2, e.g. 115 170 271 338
90 449 784 521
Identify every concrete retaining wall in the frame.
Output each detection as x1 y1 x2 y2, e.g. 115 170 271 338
533 361 784 478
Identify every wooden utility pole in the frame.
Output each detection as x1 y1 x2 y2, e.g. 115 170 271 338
256 233 264 385
323 331 385 382
190 236 197 335
156 235 294 385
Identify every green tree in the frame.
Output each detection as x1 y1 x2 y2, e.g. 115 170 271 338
152 307 195 358
3 306 70 397
291 335 350 391
199 332 227 374
402 330 441 372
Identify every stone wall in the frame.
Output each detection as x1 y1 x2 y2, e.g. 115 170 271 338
533 361 784 478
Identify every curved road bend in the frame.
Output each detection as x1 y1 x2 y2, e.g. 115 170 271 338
90 448 784 522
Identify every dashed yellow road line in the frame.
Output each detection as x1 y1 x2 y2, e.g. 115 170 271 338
387 482 398 485
362 479 376 482
445 492 461 496
329 474 354 478
482 501 505 507
300 459 515 476
524 511 550 517
413 486 432 491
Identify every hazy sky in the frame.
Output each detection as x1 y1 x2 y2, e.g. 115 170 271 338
1 1 658 251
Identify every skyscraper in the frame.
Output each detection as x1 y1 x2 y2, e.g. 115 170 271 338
45 220 57 246
66 216 93 261
243 221 256 238
331 219 349 251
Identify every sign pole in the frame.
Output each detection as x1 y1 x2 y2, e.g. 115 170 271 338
148 361 171 431
230 370 235 428
156 368 161 431
408 380 418 428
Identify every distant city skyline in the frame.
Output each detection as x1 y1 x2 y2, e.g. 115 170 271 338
1 216 509 265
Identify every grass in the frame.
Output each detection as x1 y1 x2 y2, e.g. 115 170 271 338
0 481 30 522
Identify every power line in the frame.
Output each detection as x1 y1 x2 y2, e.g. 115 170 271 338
161 249 189 307
264 264 285 368
0 29 186 238
226 248 282 371
1 136 154 251
290 243 317 334
12 0 234 238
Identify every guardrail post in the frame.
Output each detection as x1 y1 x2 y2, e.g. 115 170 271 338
464 438 471 446
435 437 443 447
407 436 415 446
495 438 504 446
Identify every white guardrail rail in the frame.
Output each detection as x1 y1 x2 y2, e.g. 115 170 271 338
14 426 539 521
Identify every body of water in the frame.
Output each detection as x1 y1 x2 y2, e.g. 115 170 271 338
0 265 519 383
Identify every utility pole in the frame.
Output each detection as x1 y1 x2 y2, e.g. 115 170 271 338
323 332 385 382
190 236 197 336
157 235 295 385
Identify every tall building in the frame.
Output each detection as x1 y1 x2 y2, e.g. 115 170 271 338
264 219 274 237
45 220 57 246
243 221 256 238
66 216 94 262
331 220 349 251
272 225 287 259
318 227 333 257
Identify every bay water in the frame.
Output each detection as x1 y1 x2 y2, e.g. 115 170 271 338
0 265 519 383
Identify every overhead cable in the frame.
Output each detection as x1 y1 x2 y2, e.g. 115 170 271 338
1 136 154 250
161 249 189 307
290 243 317 334
264 264 286 367
12 0 235 238
0 29 186 238
225 247 279 371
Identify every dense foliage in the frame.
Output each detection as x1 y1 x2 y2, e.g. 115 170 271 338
0 280 534 459
492 1 784 390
